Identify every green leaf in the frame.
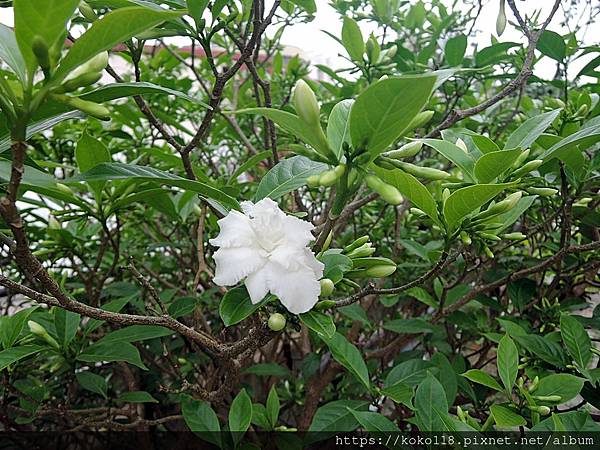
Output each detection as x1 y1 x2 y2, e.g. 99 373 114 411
54 309 80 349
348 410 401 432
444 183 510 230
219 287 269 327
445 34 467 66
385 359 435 387
381 382 414 408
560 314 592 369
118 391 159 403
242 363 291 378
474 148 522 183
186 0 209 27
97 325 172 344
76 371 108 399
254 156 326 201
229 150 271 183
341 16 364 61
421 139 476 179
14 0 80 76
535 374 585 404
321 332 370 390
431 353 458 406
167 296 197 318
414 371 448 431
75 131 111 198
513 334 568 367
0 23 27 83
182 397 221 448
540 120 600 163
405 287 437 308
234 108 332 159
54 6 181 81
69 162 240 211
0 306 37 349
299 310 336 338
77 341 147 370
504 109 562 150
266 385 280 428
0 159 56 188
80 81 209 108
497 334 518 393
372 166 440 224
229 389 252 446
462 369 503 391
536 30 566 61
490 405 526 428
350 76 436 156
0 345 43 370
383 318 440 334
308 399 368 435
327 99 353 160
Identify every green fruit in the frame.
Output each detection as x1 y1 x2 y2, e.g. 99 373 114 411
293 79 320 126
533 395 562 402
320 278 335 296
268 313 286 331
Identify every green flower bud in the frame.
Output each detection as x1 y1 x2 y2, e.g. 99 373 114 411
477 232 501 241
79 1 98 21
410 208 426 217
511 159 543 179
293 79 320 127
58 71 102 93
346 243 376 258
47 216 61 230
547 98 565 109
385 141 423 159
397 162 451 180
502 232 526 240
268 313 286 331
384 44 397 59
526 187 558 196
343 236 369 253
496 0 507 36
192 205 203 217
314 300 337 310
320 278 335 296
32 35 51 72
365 264 396 278
28 320 60 349
484 246 494 259
533 395 562 402
574 197 592 207
474 191 523 220
455 138 468 153
319 169 339 187
55 183 74 195
576 104 589 117
365 175 403 204
460 231 472 245
65 51 109 82
513 149 531 168
306 175 321 187
528 376 539 392
366 33 381 63
51 94 110 120
406 110 434 131
535 406 551 415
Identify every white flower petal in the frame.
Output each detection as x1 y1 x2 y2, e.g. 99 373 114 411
267 261 321 314
209 211 255 248
282 215 315 247
301 248 325 279
212 246 267 286
244 269 270 304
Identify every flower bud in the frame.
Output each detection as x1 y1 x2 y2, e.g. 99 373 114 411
366 34 380 63
533 395 562 402
384 44 397 59
320 278 335 296
268 313 286 331
410 208 426 217
65 51 109 82
47 216 61 230
511 160 543 179
51 94 110 120
366 175 403 204
502 232 526 240
293 79 320 127
343 236 369 253
306 175 321 187
526 187 558 196
513 149 531 168
28 320 60 349
576 104 589 117
528 376 539 392
484 246 494 259
476 232 501 241
474 191 523 220
535 406 551 415
318 169 339 187
346 243 376 258
385 141 423 159
314 300 336 310
365 264 396 278
397 162 451 180
32 35 51 72
460 231 472 245
456 138 468 153
79 1 98 21
496 0 507 36
406 110 434 131
55 183 74 195
58 71 102 93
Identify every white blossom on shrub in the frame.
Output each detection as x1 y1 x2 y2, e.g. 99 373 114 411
210 198 324 314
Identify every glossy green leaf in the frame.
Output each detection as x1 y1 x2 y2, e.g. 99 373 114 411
421 138 476 178
219 286 268 327
341 16 364 61
321 332 370 390
373 166 440 224
0 307 38 349
535 374 585 403
536 30 566 61
77 341 147 370
490 405 526 428
54 309 80 348
182 397 221 447
14 0 80 76
229 388 252 446
97 325 172 344
76 371 108 399
443 183 509 230
266 385 280 428
445 34 467 66
308 400 368 434
327 99 353 160
350 76 436 156
560 314 592 369
299 310 336 338
0 23 27 83
118 391 159 403
497 334 518 393
474 148 522 183
254 156 326 200
69 162 240 211
504 109 562 150
242 363 291 378
414 371 448 431
349 410 401 432
462 369 503 391
0 345 44 370
540 120 600 162
381 382 414 408
55 6 182 81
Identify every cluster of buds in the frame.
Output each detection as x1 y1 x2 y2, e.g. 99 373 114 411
342 236 397 279
307 164 346 187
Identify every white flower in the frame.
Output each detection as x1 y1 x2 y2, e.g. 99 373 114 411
210 198 324 314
